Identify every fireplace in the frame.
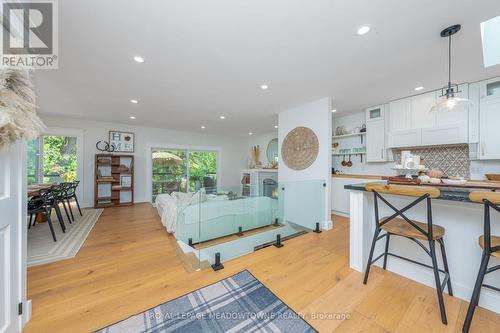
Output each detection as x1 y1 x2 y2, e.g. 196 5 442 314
263 178 278 198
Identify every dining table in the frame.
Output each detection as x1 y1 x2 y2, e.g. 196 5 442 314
27 183 54 197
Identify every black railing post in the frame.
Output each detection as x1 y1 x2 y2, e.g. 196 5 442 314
211 252 224 271
274 234 284 248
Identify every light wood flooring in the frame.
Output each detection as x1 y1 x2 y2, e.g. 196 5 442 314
25 203 500 332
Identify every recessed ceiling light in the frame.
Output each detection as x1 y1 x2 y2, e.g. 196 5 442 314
201 125 206 129
415 86 424 91
129 116 136 119
219 115 225 120
133 56 145 63
130 99 138 104
357 25 371 35
274 125 278 129
261 84 268 90
249 132 253 135
331 109 337 113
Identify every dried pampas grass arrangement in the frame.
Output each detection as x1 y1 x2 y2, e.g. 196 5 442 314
0 68 45 148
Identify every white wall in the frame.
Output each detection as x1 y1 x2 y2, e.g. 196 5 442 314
278 98 332 229
247 131 278 167
40 115 248 207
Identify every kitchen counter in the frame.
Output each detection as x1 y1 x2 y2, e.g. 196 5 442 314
346 181 500 315
344 182 479 203
332 173 384 180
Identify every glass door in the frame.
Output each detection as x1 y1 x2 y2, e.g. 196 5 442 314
151 148 218 201
152 149 188 201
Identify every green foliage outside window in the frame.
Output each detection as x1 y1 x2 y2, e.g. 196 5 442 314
27 135 77 184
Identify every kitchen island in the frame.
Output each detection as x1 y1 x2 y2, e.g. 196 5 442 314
346 182 500 314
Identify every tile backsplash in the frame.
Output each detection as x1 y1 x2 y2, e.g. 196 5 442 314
392 144 470 178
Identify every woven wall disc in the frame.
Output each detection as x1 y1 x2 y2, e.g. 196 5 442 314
281 126 319 170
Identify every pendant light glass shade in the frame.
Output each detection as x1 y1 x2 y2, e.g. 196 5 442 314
430 95 473 112
431 24 473 112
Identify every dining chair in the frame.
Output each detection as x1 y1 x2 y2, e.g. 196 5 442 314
40 189 67 233
28 191 61 242
62 181 82 221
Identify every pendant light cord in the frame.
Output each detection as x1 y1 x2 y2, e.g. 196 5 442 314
448 35 452 89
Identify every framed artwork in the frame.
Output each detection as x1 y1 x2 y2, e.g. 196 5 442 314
109 131 134 153
120 175 132 188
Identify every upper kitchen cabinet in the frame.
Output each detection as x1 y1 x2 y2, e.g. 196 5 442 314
479 95 500 160
366 105 389 162
421 84 469 145
387 86 470 148
366 105 384 121
411 92 436 128
480 76 500 103
388 98 421 148
388 98 411 131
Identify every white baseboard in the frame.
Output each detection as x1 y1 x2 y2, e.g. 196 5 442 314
323 219 333 230
332 210 349 218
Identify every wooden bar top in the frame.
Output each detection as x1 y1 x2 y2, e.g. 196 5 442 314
332 174 384 180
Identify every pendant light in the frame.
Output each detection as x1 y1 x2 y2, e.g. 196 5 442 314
430 24 473 112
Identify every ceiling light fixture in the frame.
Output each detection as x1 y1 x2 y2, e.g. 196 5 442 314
274 125 278 129
133 56 145 63
431 24 473 112
331 109 337 113
201 125 206 129
129 116 136 119
261 84 268 90
249 132 253 135
219 115 225 120
357 25 371 35
415 86 424 91
130 99 138 104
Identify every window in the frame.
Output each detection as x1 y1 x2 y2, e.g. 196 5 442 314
151 148 217 201
27 135 78 185
481 15 500 67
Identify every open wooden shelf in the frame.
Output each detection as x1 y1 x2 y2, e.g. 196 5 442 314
94 154 134 208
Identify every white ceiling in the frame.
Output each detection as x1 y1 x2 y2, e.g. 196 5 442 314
35 0 500 137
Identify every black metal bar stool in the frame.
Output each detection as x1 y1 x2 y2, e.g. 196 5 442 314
463 192 500 333
363 184 452 325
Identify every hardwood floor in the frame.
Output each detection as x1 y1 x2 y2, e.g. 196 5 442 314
25 203 499 332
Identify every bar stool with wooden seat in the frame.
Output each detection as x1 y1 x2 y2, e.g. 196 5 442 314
363 184 453 325
462 192 500 333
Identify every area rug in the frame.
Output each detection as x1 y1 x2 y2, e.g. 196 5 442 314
96 270 317 333
27 207 103 267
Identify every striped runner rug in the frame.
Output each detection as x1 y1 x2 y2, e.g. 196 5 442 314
27 207 103 266
96 270 317 333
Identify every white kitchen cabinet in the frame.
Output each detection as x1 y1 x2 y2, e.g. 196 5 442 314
389 98 412 131
366 119 386 162
480 76 500 103
468 82 480 143
411 92 436 128
388 129 422 148
366 105 385 121
479 98 500 159
421 122 468 145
